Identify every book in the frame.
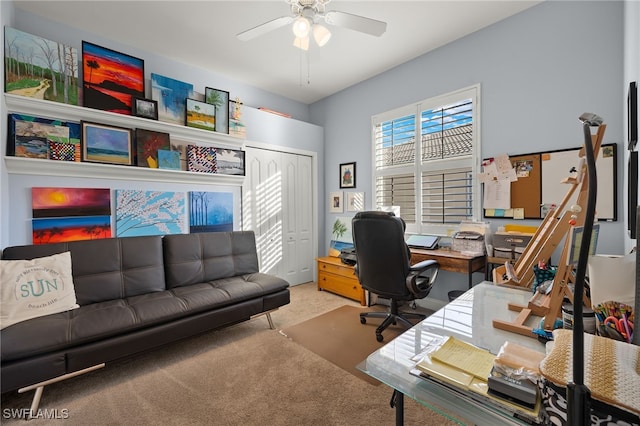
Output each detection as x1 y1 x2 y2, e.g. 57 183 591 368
429 336 496 380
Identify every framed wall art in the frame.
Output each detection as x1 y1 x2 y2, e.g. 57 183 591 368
346 192 365 212
205 87 229 134
187 145 217 173
339 162 356 188
215 148 245 175
81 121 134 165
151 73 194 125
5 27 79 105
132 97 158 120
7 113 81 161
135 128 170 168
329 191 343 213
82 41 144 115
185 98 216 131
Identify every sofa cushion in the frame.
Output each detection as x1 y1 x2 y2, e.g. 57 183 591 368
163 232 260 288
0 251 79 329
2 236 166 305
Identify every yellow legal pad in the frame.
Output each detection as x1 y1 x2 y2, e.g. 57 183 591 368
429 336 496 381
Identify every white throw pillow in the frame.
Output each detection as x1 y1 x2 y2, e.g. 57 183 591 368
0 251 79 330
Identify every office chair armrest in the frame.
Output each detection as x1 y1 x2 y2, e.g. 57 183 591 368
406 260 439 295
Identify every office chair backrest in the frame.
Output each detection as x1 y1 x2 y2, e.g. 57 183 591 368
351 211 412 299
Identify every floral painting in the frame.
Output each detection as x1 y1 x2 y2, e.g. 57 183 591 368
135 129 170 168
115 189 185 237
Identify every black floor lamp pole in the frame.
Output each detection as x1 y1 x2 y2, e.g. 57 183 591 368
567 112 602 425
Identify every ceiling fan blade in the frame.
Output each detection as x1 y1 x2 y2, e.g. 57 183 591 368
237 16 294 41
324 10 387 37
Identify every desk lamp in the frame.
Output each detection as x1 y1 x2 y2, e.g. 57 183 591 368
567 112 602 425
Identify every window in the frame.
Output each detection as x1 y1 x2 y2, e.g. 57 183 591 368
372 85 481 235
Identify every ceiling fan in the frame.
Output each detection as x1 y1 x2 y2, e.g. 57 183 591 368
237 0 387 51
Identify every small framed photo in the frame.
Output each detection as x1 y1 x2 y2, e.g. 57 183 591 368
186 98 216 131
81 121 134 165
346 192 365 212
132 97 158 120
329 191 343 213
339 162 356 188
205 87 230 134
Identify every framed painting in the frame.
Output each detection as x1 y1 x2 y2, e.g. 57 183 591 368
82 41 144 115
339 162 356 188
132 97 158 120
205 87 229 133
215 148 245 175
81 121 134 165
4 27 79 105
151 73 194 125
186 98 216 131
135 128 170 168
346 192 365 212
187 145 217 173
7 113 81 161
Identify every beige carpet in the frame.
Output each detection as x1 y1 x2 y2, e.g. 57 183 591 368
280 305 408 386
0 283 457 425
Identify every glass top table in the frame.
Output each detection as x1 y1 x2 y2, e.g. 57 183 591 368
357 282 548 426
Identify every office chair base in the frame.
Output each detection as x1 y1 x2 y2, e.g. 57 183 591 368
360 311 427 342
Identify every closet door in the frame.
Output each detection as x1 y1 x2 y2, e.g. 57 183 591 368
243 147 314 285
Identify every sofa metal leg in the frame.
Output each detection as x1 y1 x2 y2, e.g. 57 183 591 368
251 309 278 329
18 363 105 418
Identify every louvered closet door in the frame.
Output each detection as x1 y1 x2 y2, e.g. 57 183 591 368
243 147 314 285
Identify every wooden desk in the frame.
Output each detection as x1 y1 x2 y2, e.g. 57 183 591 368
410 248 485 289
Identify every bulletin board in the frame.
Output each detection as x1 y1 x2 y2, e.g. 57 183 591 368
483 143 617 221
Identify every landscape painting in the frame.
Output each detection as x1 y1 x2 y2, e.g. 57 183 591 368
32 215 112 244
32 187 111 218
82 121 133 165
205 87 229 133
82 41 144 115
189 191 233 233
186 98 216 131
151 73 194 125
115 190 186 237
215 149 245 175
4 27 79 105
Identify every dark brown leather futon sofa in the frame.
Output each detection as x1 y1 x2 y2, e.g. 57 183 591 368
1 231 290 411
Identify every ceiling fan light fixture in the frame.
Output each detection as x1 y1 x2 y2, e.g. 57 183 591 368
293 36 309 51
313 24 331 47
292 16 311 38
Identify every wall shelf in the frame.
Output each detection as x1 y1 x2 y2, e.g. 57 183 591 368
4 94 246 186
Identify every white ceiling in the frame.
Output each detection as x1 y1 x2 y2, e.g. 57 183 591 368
12 1 542 105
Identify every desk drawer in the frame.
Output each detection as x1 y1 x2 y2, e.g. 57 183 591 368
318 260 356 279
318 271 363 301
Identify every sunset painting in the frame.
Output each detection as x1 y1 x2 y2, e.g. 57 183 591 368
82 41 144 115
32 187 111 218
32 215 112 244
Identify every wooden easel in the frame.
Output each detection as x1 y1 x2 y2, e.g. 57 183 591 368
492 124 606 337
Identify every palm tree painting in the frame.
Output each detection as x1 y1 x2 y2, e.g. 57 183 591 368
81 41 144 115
205 87 229 134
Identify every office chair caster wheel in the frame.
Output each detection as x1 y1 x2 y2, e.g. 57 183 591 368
360 317 366 324
376 333 384 342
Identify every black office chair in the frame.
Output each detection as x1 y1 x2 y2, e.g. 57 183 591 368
352 211 439 342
